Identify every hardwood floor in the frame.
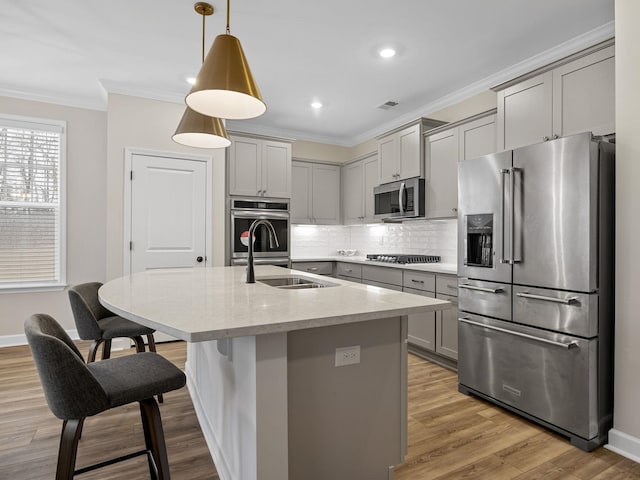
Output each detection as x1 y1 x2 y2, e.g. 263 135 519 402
1 341 638 479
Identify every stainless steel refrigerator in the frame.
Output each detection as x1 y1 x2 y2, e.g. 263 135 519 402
456 132 615 451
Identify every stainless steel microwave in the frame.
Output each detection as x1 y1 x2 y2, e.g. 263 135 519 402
374 177 425 219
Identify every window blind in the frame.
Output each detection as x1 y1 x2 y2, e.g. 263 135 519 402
0 117 64 287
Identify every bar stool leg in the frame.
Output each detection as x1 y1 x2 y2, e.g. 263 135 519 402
56 418 84 480
140 398 170 480
87 340 102 363
101 339 112 360
146 335 163 403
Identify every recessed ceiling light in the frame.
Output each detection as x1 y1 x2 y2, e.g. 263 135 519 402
379 48 396 59
186 77 197 85
311 101 323 109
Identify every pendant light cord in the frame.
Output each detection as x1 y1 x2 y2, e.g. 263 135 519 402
226 0 231 34
201 12 206 63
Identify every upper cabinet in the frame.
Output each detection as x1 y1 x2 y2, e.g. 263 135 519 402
228 135 292 198
342 155 378 224
496 43 614 151
291 161 340 225
377 119 445 184
425 112 496 219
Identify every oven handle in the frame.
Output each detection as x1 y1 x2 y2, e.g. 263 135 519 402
231 210 290 219
459 317 579 349
459 284 504 294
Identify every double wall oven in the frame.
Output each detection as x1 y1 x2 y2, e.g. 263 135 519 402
229 198 290 267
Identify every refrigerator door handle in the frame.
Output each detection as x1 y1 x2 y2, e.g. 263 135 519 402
459 317 579 349
500 168 509 264
516 292 579 305
459 284 505 294
510 167 522 264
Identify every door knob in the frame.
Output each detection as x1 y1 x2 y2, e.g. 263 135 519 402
196 256 204 263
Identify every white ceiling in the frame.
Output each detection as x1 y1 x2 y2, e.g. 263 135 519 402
1 0 614 146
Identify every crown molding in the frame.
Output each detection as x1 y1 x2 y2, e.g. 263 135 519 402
349 21 615 146
0 85 106 111
98 79 187 105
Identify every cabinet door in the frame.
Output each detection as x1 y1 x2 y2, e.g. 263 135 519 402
363 156 379 222
342 161 364 224
229 136 261 196
378 134 397 184
436 293 458 360
426 128 459 218
398 123 422 179
552 45 615 137
459 114 497 160
497 71 553 151
312 164 340 224
290 162 312 224
404 287 436 351
262 140 291 198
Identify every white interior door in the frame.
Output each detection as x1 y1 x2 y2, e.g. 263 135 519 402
129 153 207 273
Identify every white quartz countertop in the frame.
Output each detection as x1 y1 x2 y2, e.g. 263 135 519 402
99 265 451 342
291 256 458 275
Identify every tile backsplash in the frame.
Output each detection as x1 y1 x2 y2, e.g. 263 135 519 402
291 219 457 264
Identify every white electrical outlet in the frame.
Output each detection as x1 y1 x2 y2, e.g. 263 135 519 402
335 345 361 367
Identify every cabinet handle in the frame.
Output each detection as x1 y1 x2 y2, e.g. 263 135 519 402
345 269 353 273
552 134 559 139
543 136 550 141
452 208 458 212
308 267 318 271
411 279 425 284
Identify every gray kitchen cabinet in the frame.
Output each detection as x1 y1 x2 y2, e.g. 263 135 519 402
403 270 437 351
229 135 291 198
496 43 614 151
292 261 334 276
404 272 458 362
362 265 403 286
378 123 421 184
291 161 340 224
425 112 496 219
435 274 458 360
336 262 362 283
342 155 378 224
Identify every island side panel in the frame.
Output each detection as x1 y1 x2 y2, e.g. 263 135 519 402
186 337 260 480
287 316 407 480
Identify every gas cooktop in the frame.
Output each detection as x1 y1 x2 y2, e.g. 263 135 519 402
366 254 441 264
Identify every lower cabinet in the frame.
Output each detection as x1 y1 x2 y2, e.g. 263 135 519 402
404 272 458 362
335 262 362 283
291 261 334 276
435 293 458 360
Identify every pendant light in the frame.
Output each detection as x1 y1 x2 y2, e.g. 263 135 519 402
185 0 266 120
173 2 231 149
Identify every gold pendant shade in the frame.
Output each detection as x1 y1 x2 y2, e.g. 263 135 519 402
172 108 231 148
186 33 266 120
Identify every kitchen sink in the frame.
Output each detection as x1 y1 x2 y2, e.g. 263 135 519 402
257 276 338 289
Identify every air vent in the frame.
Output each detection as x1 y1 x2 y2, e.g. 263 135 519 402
377 100 399 110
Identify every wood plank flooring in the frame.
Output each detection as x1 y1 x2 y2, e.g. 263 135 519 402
1 341 637 479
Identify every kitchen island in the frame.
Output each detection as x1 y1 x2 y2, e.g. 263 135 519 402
99 265 451 480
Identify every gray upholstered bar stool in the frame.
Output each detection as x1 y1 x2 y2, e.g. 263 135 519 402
25 313 186 480
68 282 158 363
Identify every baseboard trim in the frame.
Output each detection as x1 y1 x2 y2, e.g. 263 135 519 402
185 360 232 480
0 331 130 351
606 429 640 464
0 329 79 347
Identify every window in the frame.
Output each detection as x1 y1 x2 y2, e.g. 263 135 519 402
0 114 66 291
